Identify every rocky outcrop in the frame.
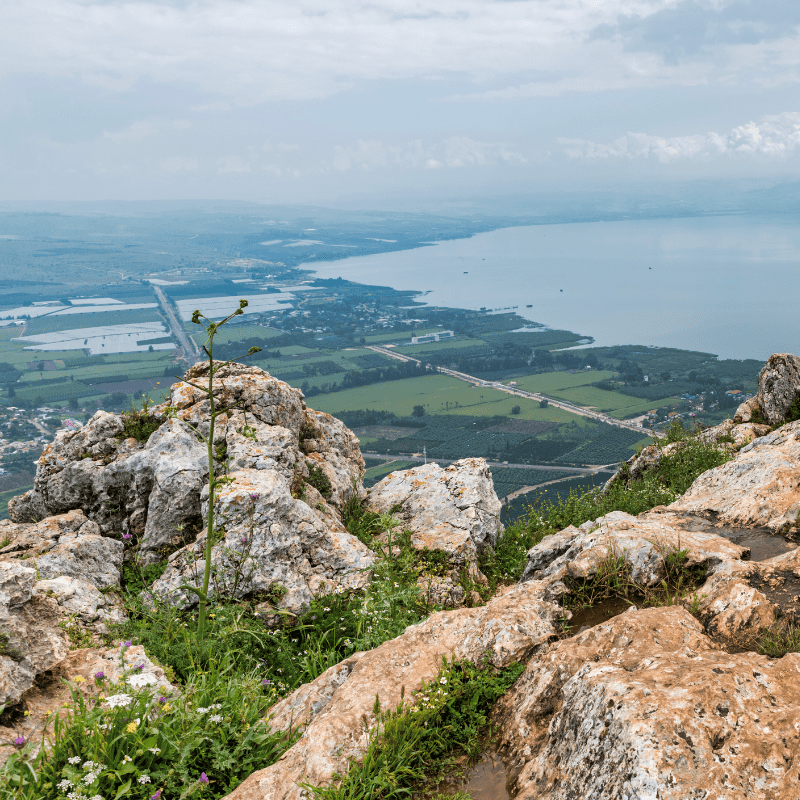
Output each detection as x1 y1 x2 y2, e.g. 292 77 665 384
0 562 68 706
369 458 501 568
0 509 124 590
670 420 800 531
494 606 800 800
734 352 800 425
224 581 562 800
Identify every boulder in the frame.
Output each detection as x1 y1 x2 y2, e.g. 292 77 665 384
0 510 124 590
0 562 68 706
223 581 562 800
493 606 800 800
670 420 800 531
734 352 800 425
33 576 127 627
368 458 502 572
150 469 374 616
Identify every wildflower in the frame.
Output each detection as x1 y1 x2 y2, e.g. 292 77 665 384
125 721 138 733
128 673 157 689
72 675 86 683
138 775 152 784
104 693 133 708
440 677 447 685
150 791 163 800
58 779 73 790
83 772 99 784
209 714 223 723
68 756 82 765
93 671 106 680
90 795 103 800
122 755 133 764
148 747 161 755
161 703 173 713
122 533 132 540
262 679 272 687
135 663 145 671
12 735 24 746
199 772 209 784
122 640 132 649
249 493 258 500
158 696 168 703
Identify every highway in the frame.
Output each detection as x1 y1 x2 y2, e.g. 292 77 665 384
366 344 653 436
152 284 201 365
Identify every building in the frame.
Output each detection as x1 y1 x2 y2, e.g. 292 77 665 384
410 330 455 345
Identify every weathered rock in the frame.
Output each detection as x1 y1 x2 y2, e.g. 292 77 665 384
670 419 800 531
33 576 127 627
520 509 746 591
151 467 374 616
734 352 800 425
0 510 124 589
701 418 771 448
368 458 502 570
0 562 68 706
224 581 562 800
494 606 800 800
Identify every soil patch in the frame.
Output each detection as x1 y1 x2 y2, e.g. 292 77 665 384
713 527 797 562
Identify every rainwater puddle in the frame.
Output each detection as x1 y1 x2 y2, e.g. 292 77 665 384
433 752 510 800
566 598 634 634
713 527 797 562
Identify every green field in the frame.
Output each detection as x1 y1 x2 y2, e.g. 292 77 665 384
510 370 615 392
546 385 678 418
363 459 417 488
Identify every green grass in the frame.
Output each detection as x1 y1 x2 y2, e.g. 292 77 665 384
510 370 616 392
393 337 488 355
546 385 679 418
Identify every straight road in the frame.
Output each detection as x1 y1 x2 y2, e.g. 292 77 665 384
366 345 653 436
361 451 612 473
152 285 201 364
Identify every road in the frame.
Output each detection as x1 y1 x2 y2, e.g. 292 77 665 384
361 451 608 473
366 345 653 436
152 284 201 364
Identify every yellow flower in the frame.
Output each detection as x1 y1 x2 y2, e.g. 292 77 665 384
72 676 86 684
125 722 138 733
161 703 173 714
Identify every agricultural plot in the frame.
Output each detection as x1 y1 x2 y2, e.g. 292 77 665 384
546 384 678 418
24 309 162 335
175 294 294 321
394 337 488 356
555 427 651 466
15 322 174 356
510 370 615 393
489 467 573 500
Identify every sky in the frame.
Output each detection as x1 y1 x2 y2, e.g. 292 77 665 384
2 0 800 205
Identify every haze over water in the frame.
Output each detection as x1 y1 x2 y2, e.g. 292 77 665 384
307 215 800 361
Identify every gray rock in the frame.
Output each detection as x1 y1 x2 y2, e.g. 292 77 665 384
734 352 800 425
0 510 123 590
368 458 502 569
151 467 374 616
33 576 127 626
0 562 68 706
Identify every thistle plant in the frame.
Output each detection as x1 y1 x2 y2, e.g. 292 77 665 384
175 300 261 644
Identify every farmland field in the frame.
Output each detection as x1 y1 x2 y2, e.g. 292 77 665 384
364 459 417 487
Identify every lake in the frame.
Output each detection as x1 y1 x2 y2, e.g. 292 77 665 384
304 214 800 361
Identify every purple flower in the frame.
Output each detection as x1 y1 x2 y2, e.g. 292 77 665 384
150 791 162 800
249 493 258 501
12 736 24 747
136 664 145 671
262 679 272 687
122 533 132 540
199 772 209 784
122 640 132 649
241 537 248 545
93 671 106 680
158 696 167 704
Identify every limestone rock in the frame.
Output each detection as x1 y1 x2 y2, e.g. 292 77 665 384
33 576 127 627
368 458 502 569
670 419 800 530
0 510 124 590
150 467 374 616
494 606 800 800
735 352 800 425
224 581 562 800
0 562 68 706
520 509 746 590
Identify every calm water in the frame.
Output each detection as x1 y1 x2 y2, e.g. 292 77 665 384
305 214 800 360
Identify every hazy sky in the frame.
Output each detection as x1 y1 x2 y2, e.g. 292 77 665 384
3 0 800 204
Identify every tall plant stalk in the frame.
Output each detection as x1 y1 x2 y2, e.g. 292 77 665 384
175 299 261 644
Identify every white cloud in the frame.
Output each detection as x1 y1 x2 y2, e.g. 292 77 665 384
159 156 199 172
5 1 795 105
559 111 800 162
102 119 191 142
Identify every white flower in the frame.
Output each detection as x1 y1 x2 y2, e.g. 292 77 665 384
148 747 161 755
137 775 151 784
103 694 133 709
90 796 103 800
127 673 158 689
440 677 447 685
122 754 133 764
57 778 73 790
208 714 223 723
68 756 82 765
83 771 98 784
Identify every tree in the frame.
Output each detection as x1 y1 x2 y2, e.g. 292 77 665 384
412 405 425 417
510 405 521 415
68 397 78 410
539 399 549 409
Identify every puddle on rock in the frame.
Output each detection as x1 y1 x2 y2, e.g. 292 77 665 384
713 527 797 562
565 598 634 634
431 752 510 800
